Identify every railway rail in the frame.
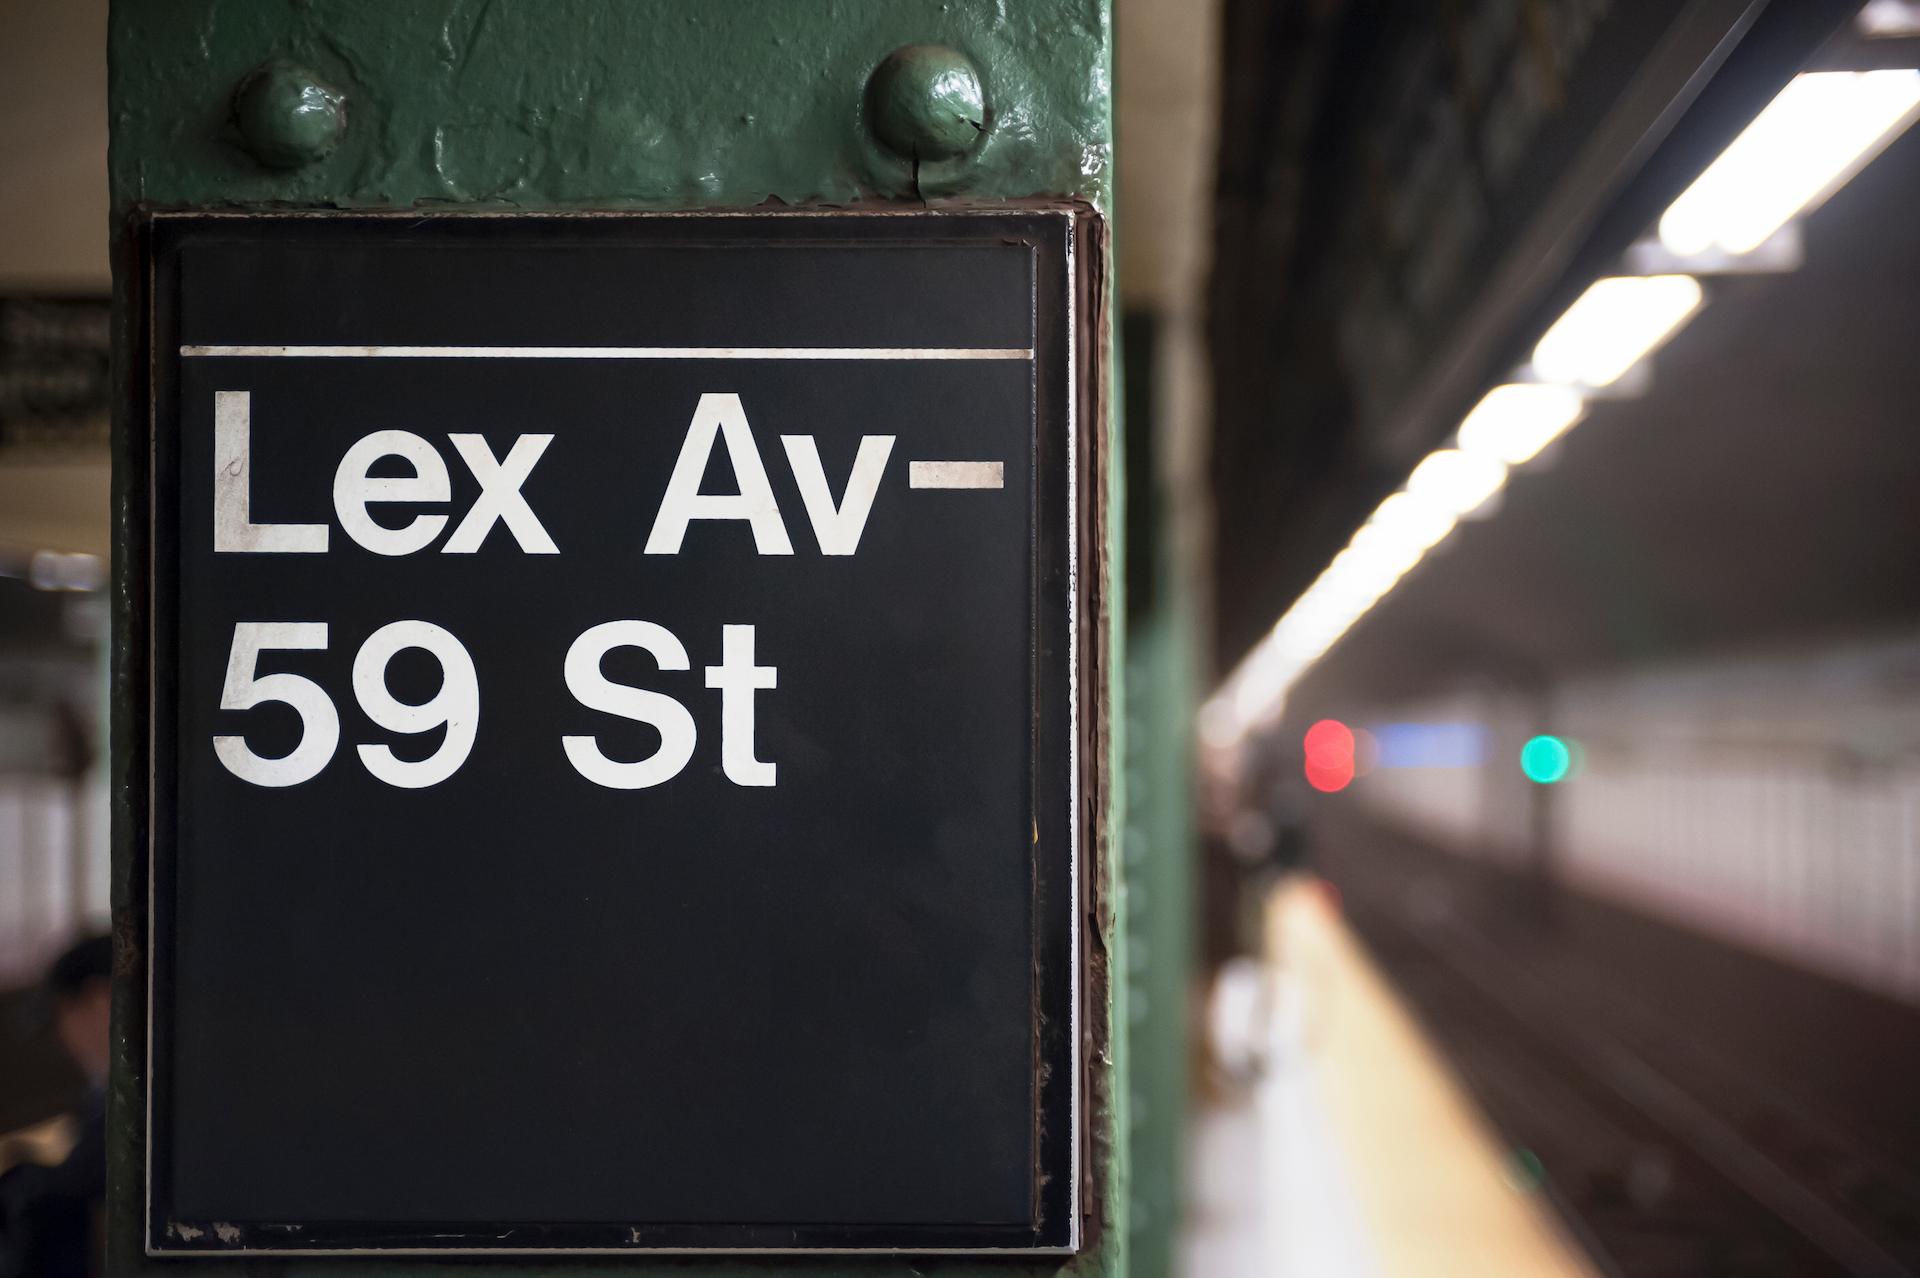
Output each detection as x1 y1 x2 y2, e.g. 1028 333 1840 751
1317 810 1920 1277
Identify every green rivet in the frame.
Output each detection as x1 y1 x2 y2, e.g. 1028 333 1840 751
232 61 345 170
865 45 985 162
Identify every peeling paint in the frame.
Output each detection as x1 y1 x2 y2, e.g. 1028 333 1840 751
108 0 1113 217
210 1221 242 1244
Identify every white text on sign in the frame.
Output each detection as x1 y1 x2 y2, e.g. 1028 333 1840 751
206 391 1002 790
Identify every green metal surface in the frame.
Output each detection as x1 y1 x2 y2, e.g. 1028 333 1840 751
230 60 346 169
866 44 987 163
1115 317 1195 1278
1120 610 1195 1278
108 1 1111 208
107 1 1125 1275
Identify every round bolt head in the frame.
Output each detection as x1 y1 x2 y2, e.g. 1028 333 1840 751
866 45 985 162
233 61 345 169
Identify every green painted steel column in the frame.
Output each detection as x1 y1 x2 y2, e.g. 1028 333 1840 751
1114 316 1196 1278
105 2 1126 1276
1122 606 1195 1278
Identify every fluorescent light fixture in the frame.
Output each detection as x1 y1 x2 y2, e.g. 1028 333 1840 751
28 550 104 592
1345 524 1425 582
1859 0 1920 36
1660 71 1920 258
1457 384 1586 465
1196 697 1241 750
1532 274 1703 388
1206 473 1481 743
1406 448 1508 517
1200 70 1920 754
1201 73 1920 754
1367 491 1458 554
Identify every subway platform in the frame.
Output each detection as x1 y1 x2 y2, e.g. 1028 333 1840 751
1181 876 1599 1278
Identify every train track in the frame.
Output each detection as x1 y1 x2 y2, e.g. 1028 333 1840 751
1320 819 1920 1277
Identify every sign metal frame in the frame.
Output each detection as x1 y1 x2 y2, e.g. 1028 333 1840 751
127 208 1102 1258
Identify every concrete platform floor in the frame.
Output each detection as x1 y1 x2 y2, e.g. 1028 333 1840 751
1179 876 1600 1278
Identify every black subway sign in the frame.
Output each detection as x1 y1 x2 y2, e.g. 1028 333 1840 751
136 212 1089 1255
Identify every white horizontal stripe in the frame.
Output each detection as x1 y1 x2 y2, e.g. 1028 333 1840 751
180 344 1032 361
908 461 1004 489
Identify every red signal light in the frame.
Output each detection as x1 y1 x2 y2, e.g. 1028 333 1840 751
1303 719 1356 792
1303 718 1353 765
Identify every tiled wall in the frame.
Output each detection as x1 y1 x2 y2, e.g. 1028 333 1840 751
1347 634 1920 1003
0 772 98 986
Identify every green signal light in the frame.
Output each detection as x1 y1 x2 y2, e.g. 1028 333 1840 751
1521 734 1572 784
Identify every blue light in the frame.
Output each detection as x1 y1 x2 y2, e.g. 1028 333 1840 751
1371 722 1490 769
